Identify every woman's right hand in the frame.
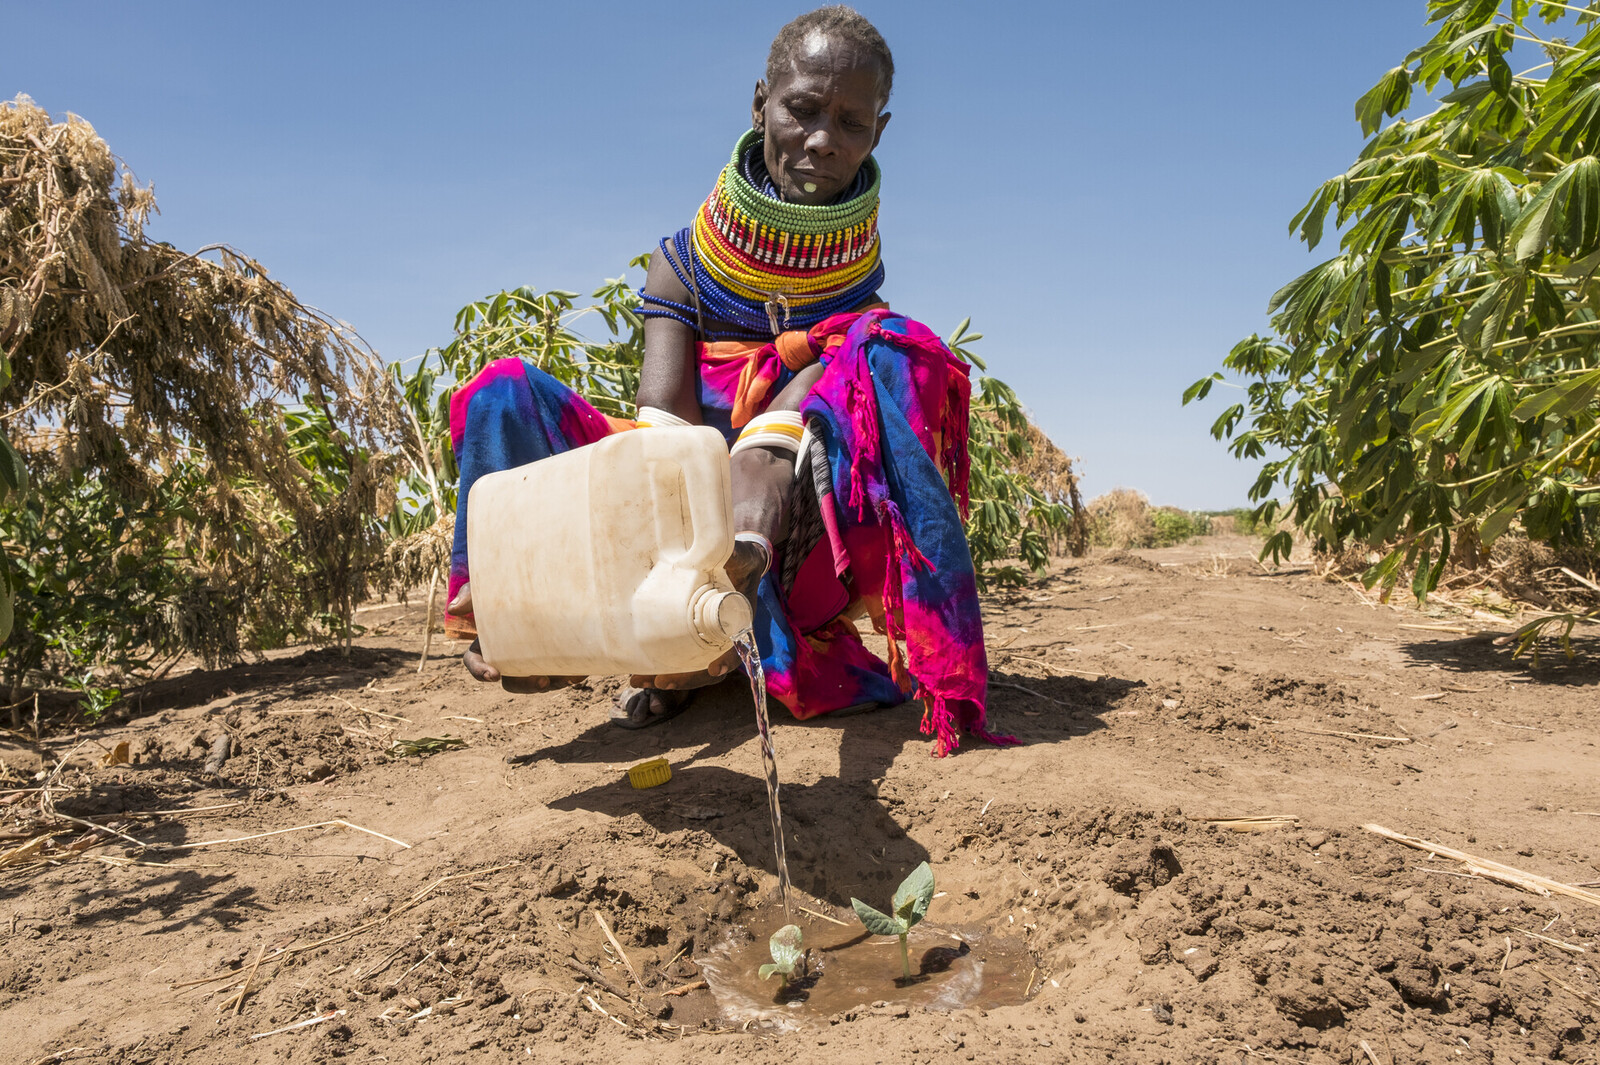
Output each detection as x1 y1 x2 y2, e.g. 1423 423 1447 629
451 583 583 692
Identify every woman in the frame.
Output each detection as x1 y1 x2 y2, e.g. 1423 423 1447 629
446 6 1011 755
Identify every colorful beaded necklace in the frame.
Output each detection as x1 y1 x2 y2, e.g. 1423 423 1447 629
643 130 885 339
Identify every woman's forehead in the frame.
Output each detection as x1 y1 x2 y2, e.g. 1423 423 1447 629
772 32 886 99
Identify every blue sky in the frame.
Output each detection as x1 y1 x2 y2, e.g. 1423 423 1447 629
6 1 1434 508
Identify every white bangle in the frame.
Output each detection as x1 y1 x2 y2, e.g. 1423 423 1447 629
729 411 804 457
734 531 774 576
636 405 690 428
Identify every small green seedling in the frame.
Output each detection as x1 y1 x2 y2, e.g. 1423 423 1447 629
758 924 805 988
851 861 935 981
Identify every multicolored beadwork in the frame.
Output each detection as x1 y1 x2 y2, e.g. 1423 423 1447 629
643 130 885 338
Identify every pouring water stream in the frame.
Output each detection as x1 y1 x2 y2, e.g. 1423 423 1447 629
733 629 792 922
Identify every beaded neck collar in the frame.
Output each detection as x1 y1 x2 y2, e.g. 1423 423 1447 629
687 129 884 334
737 133 875 206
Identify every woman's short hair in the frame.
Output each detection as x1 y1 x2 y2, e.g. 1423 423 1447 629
766 6 894 103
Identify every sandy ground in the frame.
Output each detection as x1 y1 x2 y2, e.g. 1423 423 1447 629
2 534 1598 1064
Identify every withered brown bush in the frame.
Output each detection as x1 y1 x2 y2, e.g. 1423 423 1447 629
1087 488 1157 550
0 95 406 673
1012 422 1088 556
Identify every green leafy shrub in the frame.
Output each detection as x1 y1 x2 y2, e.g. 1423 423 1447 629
1 98 403 723
1151 507 1211 546
1186 1 1600 602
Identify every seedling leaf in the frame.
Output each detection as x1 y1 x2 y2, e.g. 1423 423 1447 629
769 924 803 970
851 897 907 937
759 924 803 984
891 861 936 928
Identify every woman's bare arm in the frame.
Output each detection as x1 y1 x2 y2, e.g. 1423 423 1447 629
636 254 703 423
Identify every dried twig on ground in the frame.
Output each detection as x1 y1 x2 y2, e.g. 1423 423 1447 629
1534 965 1600 1009
157 819 410 852
593 911 644 991
1365 825 1600 908
662 979 708 997
249 1010 346 1041
1519 929 1589 954
990 680 1069 706
1295 726 1411 744
796 905 849 926
222 943 267 1015
1197 815 1300 832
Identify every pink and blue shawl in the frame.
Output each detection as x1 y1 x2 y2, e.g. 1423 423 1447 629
447 310 1012 755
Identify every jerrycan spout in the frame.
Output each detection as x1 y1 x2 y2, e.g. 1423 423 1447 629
693 588 753 643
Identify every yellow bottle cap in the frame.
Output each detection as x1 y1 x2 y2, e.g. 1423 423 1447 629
627 756 672 789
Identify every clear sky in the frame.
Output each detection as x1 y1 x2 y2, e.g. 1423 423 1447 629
5 1 1434 508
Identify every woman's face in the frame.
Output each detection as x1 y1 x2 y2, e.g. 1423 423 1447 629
752 32 891 206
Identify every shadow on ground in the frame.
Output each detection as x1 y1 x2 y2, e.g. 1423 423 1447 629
118 643 415 720
1398 630 1600 684
539 671 1124 905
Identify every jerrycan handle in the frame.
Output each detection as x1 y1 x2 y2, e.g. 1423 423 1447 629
650 425 734 574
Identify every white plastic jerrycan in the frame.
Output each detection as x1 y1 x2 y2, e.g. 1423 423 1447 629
465 425 753 678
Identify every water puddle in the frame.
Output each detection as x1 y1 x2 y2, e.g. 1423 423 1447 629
697 903 1037 1030
734 630 791 921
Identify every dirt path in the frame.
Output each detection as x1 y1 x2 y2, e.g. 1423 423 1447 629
3 535 1597 1064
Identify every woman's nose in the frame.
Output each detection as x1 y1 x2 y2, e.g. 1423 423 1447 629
804 122 836 155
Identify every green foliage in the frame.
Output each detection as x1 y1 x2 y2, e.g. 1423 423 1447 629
388 735 467 757
0 397 395 718
1151 508 1212 546
0 472 179 711
949 321 1078 587
757 924 805 986
1188 0 1600 600
851 861 935 980
1 99 405 715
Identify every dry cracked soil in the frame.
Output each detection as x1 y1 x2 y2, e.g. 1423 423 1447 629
2 534 1598 1065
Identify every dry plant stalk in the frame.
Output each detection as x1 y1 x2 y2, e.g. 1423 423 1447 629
157 818 411 852
1198 815 1300 833
661 979 708 997
1011 421 1088 556
1364 824 1600 908
1534 965 1600 1010
592 911 643 991
1294 726 1411 744
1 95 408 666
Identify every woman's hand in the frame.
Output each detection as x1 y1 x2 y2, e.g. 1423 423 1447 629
628 538 768 690
450 583 584 692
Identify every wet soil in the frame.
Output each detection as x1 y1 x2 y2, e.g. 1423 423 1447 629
2 535 1597 1064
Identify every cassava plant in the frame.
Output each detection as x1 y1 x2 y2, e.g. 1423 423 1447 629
1187 1 1600 614
851 861 936 981
758 924 805 989
947 319 1087 585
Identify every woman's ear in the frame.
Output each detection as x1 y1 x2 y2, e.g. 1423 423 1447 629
871 111 891 151
751 80 769 131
